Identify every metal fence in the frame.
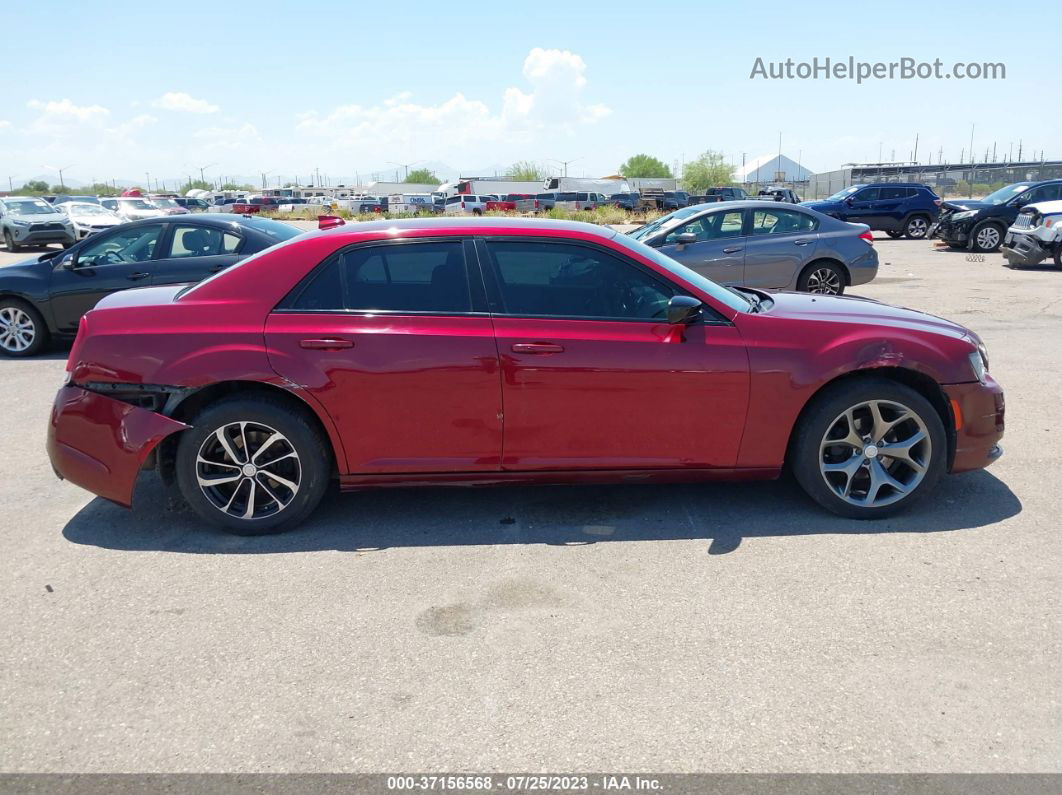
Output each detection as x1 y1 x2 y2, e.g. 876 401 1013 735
806 161 1062 200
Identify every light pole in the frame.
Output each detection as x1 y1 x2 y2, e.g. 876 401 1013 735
196 162 217 185
387 161 422 181
43 164 74 191
548 157 581 177
260 170 273 190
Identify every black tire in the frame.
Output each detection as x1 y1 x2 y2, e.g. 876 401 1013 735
472 208 483 216
4 229 20 252
0 298 50 357
886 230 904 239
970 222 1004 253
1053 246 1061 268
796 260 846 295
903 215 930 239
790 377 947 519
175 395 332 535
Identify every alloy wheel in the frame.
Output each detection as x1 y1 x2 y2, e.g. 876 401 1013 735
0 307 37 354
806 267 842 294
819 399 931 507
196 421 302 520
906 217 928 238
975 226 1000 250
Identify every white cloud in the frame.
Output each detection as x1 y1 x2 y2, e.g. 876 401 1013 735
193 122 263 151
0 120 11 131
295 47 609 156
151 92 220 114
26 99 110 134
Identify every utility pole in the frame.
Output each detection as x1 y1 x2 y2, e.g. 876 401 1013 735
992 141 997 162
913 133 919 164
1017 140 1023 161
969 123 975 164
549 157 581 177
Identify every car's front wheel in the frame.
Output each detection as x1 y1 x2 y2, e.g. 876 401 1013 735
971 222 1003 252
791 378 946 518
3 229 20 252
797 261 846 295
175 395 332 535
904 215 930 239
0 299 49 357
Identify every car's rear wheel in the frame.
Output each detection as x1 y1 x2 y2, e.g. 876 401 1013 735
791 378 946 518
0 299 49 357
3 229 20 252
904 215 929 239
971 222 1003 252
797 261 845 295
175 395 332 535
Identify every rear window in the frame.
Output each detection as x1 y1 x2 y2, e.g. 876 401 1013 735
235 216 301 241
557 192 578 200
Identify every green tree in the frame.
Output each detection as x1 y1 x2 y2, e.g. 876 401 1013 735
510 160 546 182
219 182 255 191
19 180 49 194
681 150 735 193
618 153 673 178
179 179 212 193
404 168 439 184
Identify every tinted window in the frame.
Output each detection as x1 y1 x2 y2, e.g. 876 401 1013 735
879 187 908 200
292 241 471 314
78 224 164 266
853 188 880 201
751 209 817 235
484 241 675 321
169 225 242 258
1026 184 1062 203
665 210 744 243
557 193 578 200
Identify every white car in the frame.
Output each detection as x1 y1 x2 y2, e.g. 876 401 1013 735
100 197 167 222
57 202 124 239
1003 199 1062 268
443 194 489 215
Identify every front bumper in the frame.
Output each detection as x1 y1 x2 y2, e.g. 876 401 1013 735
929 217 972 244
1002 231 1052 266
943 376 1005 473
11 227 76 245
47 386 188 507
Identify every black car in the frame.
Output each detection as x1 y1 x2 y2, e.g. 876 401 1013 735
609 192 641 211
930 179 1062 252
662 191 691 211
173 197 211 212
0 215 300 357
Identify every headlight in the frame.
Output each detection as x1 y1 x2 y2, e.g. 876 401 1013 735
951 210 978 221
11 219 31 226
968 342 989 383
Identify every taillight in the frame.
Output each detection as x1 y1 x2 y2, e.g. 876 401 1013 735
859 230 874 245
66 315 88 377
461 201 465 209
933 198 942 206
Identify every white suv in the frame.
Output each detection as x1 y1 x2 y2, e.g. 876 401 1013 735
443 194 489 215
1003 199 1062 268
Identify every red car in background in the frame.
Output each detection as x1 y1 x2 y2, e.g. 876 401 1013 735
47 218 1004 534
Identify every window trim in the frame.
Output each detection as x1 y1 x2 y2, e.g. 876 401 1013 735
747 207 820 236
474 236 730 325
273 236 488 317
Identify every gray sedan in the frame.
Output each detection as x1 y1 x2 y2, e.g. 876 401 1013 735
629 201 878 294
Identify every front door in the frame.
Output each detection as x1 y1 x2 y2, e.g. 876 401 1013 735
149 223 245 285
48 223 166 333
265 238 503 474
477 238 750 470
659 208 747 285
842 187 881 225
742 207 819 289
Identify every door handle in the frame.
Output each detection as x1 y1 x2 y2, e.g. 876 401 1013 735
300 338 354 350
722 246 743 254
512 342 564 354
126 271 150 281
793 239 811 246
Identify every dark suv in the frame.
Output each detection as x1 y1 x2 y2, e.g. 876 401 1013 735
801 183 941 239
930 179 1062 252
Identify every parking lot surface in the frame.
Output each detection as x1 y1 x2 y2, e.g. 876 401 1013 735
0 233 1059 773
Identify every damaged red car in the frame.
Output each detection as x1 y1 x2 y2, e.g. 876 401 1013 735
47 218 1004 535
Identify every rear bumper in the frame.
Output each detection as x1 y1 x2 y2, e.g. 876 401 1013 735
847 247 879 286
47 386 188 507
943 377 1005 473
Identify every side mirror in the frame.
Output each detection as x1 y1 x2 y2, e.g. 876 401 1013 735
667 295 703 325
844 197 855 206
675 232 698 246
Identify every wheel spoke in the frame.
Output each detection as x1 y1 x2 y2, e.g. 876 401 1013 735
214 428 244 465
242 478 258 519
823 454 865 497
254 474 287 508
878 430 927 472
864 459 908 503
251 432 283 464
196 455 241 470
257 468 297 491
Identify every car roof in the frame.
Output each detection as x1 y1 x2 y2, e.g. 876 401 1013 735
306 216 621 242
113 214 293 232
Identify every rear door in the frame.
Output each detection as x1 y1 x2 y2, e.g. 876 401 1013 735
149 223 245 285
658 209 747 284
265 238 503 474
875 186 909 231
47 223 166 333
742 207 819 289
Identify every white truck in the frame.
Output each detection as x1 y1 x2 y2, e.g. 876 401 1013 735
1002 199 1062 268
542 177 633 195
388 193 437 214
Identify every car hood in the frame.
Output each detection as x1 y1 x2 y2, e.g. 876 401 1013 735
69 214 121 223
6 212 68 223
0 253 55 282
762 291 971 341
942 200 991 212
799 200 836 211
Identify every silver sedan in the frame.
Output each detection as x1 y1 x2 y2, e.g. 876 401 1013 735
629 200 878 295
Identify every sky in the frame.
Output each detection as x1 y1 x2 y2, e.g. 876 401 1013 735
0 1 1055 188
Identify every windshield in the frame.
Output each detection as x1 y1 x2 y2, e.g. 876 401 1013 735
120 199 154 210
980 183 1031 205
825 186 862 201
67 203 114 216
628 206 702 241
611 233 751 314
3 199 58 215
151 198 179 208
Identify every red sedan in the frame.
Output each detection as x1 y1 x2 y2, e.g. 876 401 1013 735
47 218 1004 534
